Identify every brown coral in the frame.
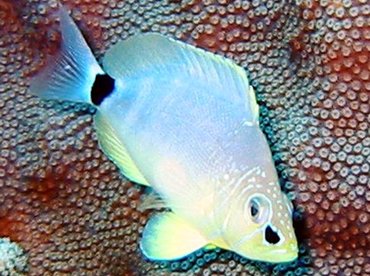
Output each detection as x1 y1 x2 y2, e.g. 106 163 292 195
0 0 369 275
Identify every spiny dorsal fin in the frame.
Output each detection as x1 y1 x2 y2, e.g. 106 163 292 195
94 112 149 186
102 33 259 123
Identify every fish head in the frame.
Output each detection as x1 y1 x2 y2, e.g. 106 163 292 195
220 186 298 263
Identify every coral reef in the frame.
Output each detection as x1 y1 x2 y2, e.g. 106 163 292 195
0 237 28 275
0 0 369 275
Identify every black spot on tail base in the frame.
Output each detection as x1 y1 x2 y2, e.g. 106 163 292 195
91 74 115 105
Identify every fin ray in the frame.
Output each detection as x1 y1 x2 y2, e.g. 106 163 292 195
140 212 207 260
138 192 167 212
29 8 103 104
94 112 149 186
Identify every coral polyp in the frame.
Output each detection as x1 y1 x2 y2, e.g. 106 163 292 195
0 238 28 275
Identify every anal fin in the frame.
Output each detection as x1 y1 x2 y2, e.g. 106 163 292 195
94 112 150 186
140 212 208 260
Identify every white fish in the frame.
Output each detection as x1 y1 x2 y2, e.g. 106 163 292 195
29 8 298 263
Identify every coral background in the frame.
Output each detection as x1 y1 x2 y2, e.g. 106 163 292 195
0 0 369 275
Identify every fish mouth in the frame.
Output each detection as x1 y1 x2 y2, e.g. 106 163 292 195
261 224 298 263
248 242 298 263
232 223 298 263
265 246 298 263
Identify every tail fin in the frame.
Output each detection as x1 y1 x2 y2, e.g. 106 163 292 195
29 7 104 104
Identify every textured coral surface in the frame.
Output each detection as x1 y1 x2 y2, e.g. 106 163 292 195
0 0 369 275
0 238 28 275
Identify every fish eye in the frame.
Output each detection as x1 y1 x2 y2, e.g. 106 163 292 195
250 198 259 218
245 195 271 224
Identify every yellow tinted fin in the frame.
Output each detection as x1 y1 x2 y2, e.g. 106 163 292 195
94 112 149 186
140 212 208 260
103 33 259 123
204 244 217 250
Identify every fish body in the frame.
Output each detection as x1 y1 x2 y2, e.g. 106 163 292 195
30 8 298 263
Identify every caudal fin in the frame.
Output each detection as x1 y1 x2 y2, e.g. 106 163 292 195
29 7 104 104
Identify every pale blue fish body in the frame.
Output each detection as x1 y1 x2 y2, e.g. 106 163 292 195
29 8 298 263
100 65 271 223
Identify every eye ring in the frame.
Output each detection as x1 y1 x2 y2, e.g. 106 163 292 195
245 194 271 224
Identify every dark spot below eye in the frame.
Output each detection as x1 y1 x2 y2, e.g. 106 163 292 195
265 225 280 244
91 74 115 105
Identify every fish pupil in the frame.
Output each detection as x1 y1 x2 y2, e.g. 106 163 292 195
91 74 115 105
265 226 280 244
250 199 259 218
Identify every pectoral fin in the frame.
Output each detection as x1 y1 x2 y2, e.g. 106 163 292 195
94 112 149 186
140 212 207 260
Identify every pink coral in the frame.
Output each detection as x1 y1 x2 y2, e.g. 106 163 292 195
0 0 369 275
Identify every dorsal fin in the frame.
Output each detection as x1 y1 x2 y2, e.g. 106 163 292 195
102 33 259 123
